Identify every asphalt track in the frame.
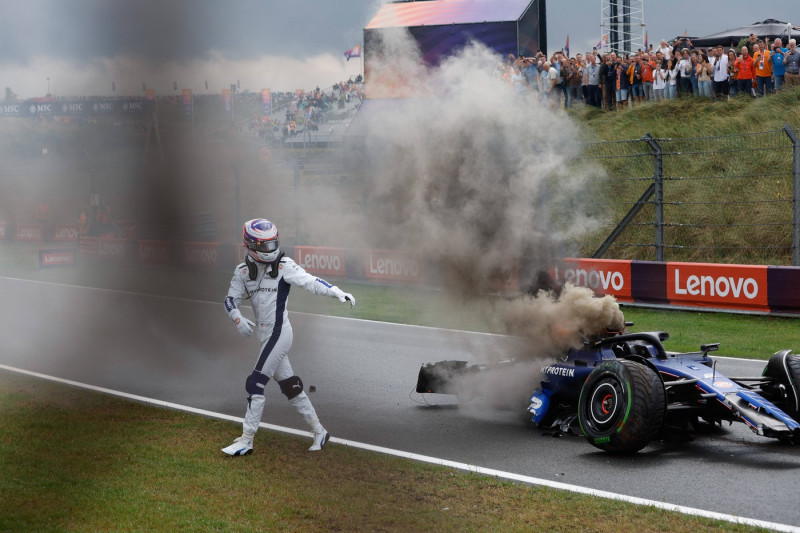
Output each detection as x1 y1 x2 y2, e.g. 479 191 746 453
2 277 799 528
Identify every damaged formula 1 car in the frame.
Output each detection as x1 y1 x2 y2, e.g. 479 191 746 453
416 327 800 453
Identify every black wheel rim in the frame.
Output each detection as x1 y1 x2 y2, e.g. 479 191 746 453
588 378 622 430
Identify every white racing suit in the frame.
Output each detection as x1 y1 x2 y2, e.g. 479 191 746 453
224 254 347 439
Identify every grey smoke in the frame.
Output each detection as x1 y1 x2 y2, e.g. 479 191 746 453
353 30 623 411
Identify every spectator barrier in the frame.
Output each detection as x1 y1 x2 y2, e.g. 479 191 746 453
46 238 800 315
52 223 79 243
15 223 44 242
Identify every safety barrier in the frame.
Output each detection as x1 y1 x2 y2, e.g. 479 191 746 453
59 239 800 315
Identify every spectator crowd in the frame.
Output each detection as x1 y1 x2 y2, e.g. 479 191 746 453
497 33 800 111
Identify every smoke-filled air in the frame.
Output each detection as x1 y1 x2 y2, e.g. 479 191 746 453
356 28 623 358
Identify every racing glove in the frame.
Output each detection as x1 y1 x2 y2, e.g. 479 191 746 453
332 286 356 308
230 309 255 337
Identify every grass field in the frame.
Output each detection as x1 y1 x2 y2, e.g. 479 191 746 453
0 371 771 533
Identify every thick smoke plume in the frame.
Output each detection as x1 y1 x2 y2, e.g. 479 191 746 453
503 284 625 357
357 31 614 326
357 32 603 297
359 29 622 410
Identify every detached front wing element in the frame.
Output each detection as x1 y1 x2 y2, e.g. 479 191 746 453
415 359 518 395
416 360 470 395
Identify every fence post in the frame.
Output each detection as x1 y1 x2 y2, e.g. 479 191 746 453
643 133 664 262
784 124 800 267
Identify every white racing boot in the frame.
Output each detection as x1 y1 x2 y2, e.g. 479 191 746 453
221 435 253 456
309 428 329 451
289 392 329 451
222 394 264 456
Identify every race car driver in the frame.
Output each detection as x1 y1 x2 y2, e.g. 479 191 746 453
221 218 355 456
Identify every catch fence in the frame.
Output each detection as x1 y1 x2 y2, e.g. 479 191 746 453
568 125 800 266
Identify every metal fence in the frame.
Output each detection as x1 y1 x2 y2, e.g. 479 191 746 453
568 125 800 266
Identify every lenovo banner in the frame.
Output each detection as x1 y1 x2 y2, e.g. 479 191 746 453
15 223 43 241
487 259 520 294
365 250 424 283
39 248 77 268
51 223 79 243
138 240 172 266
667 262 769 311
554 258 633 302
97 238 131 260
295 246 346 277
181 242 221 269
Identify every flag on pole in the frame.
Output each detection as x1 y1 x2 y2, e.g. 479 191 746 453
142 82 146 91
344 44 361 61
173 81 178 91
564 35 570 57
205 80 208 90
644 31 649 50
112 81 116 92
597 34 608 50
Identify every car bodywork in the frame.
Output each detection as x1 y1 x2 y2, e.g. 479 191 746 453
415 330 800 453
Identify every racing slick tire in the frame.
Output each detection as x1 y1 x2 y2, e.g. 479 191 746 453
762 350 800 420
578 360 666 453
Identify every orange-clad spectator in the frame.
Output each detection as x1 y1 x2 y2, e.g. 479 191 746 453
641 55 655 101
34 202 51 222
735 46 755 96
752 42 773 96
78 208 90 234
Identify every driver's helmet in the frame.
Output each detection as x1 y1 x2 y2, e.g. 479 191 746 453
242 218 280 263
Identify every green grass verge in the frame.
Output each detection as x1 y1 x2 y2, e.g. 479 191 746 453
0 371 769 532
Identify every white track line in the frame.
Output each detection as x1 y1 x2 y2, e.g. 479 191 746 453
1 363 797 532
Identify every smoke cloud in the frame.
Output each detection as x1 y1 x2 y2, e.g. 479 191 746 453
355 33 603 295
356 30 622 411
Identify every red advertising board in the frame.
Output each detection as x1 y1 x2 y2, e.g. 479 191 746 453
97 237 130 260
51 223 79 242
115 220 138 240
365 249 425 283
138 240 172 266
181 242 221 269
15 223 43 241
487 258 520 293
39 248 77 268
552 258 633 302
667 262 769 311
295 246 346 277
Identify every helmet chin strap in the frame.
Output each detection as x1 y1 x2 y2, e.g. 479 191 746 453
268 251 285 278
245 251 284 280
245 254 258 280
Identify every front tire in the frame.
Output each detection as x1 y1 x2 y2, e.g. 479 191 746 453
763 350 800 420
578 360 666 453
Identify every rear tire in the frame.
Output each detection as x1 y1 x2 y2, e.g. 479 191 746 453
578 360 666 453
763 350 800 420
